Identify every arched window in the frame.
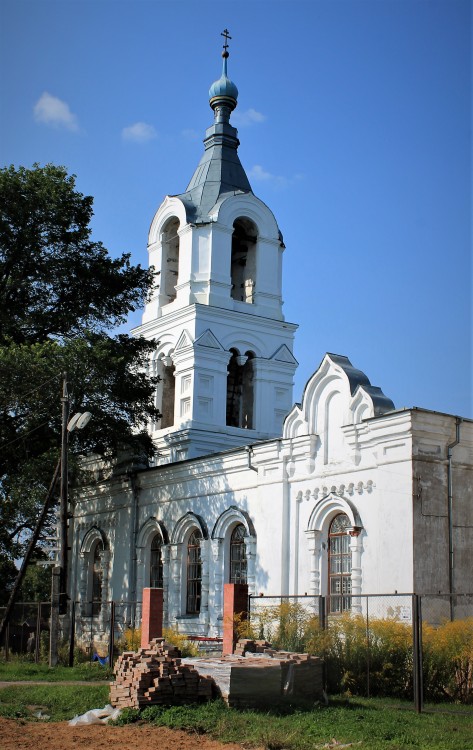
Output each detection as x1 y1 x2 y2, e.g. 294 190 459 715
186 530 202 614
226 350 254 429
231 218 257 302
150 534 163 588
162 217 180 303
92 541 103 616
328 514 352 613
229 524 247 584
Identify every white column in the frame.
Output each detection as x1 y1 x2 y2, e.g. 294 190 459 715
305 529 323 598
162 544 171 627
349 528 363 613
210 538 224 635
99 549 110 631
135 547 145 625
244 535 257 595
200 539 210 623
169 543 183 622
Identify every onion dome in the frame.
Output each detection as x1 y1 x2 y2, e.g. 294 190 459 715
209 31 238 111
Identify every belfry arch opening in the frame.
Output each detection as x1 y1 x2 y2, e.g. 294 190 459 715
226 349 255 429
162 217 180 303
231 218 257 303
160 357 175 429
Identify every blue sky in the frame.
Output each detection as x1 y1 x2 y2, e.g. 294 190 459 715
1 0 471 418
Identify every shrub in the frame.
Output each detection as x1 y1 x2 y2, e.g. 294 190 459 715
422 618 473 703
162 627 199 657
242 601 473 704
117 626 142 652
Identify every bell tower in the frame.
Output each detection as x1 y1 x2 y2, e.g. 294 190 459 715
134 31 298 463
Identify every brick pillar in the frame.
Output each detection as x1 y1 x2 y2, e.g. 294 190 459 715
223 583 248 656
141 588 163 648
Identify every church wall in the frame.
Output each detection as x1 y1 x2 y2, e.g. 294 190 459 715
411 412 473 598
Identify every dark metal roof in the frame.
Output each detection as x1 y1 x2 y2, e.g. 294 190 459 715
175 119 252 223
325 353 395 414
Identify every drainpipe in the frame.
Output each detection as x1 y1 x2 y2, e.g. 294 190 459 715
447 417 462 621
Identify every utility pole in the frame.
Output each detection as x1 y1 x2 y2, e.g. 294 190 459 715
59 373 69 615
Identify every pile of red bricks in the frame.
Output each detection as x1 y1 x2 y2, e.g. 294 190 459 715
110 637 213 709
193 640 324 708
234 638 275 656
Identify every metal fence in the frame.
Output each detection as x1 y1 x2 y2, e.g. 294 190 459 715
248 593 473 712
1 593 472 712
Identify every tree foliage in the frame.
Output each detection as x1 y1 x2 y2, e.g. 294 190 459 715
0 164 159 583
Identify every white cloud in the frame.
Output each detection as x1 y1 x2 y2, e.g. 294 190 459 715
33 92 79 131
232 108 266 127
249 164 304 190
122 122 158 143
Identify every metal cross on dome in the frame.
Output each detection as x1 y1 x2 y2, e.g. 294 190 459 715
221 28 232 54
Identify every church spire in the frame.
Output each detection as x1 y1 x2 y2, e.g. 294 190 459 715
176 30 251 223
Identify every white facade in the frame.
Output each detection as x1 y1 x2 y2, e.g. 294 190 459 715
70 48 473 638
71 353 473 635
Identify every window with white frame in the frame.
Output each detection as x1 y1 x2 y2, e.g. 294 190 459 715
186 529 202 614
91 541 103 616
328 513 352 613
150 533 163 588
229 523 247 584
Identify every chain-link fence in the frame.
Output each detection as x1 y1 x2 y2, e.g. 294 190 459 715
1 593 472 712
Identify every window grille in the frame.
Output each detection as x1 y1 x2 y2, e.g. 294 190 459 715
150 533 163 588
229 524 247 584
328 513 352 613
186 529 202 614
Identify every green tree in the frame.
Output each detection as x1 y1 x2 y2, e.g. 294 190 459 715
0 164 159 591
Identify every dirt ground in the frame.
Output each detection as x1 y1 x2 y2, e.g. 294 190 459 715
0 717 253 750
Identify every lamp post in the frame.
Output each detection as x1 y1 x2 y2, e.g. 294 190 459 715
50 374 91 665
58 374 91 615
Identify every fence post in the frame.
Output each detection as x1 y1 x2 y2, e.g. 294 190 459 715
318 596 327 693
108 600 115 667
366 596 370 698
35 603 42 663
223 583 249 655
141 588 163 648
68 600 76 667
412 594 423 713
49 566 60 667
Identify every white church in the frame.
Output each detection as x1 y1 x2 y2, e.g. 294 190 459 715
70 40 472 638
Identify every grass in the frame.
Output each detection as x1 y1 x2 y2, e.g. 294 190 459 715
112 698 473 750
0 658 112 682
0 678 472 750
0 683 109 721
